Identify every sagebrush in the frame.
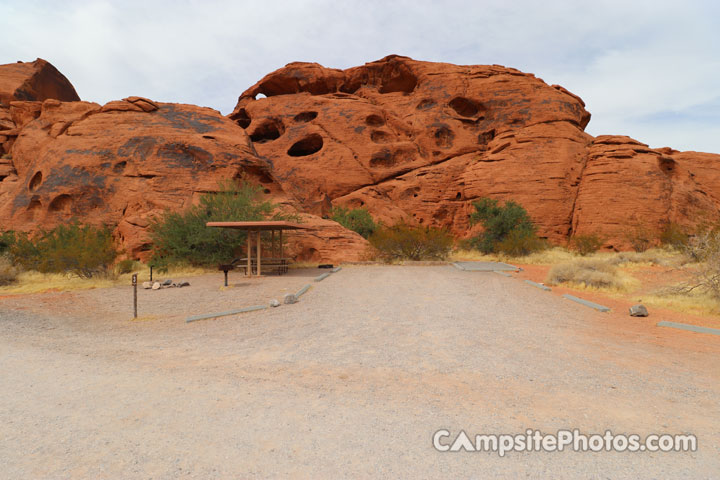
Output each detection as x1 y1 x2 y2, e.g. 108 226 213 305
677 228 720 299
0 255 18 286
369 223 453 261
546 259 626 290
570 233 604 256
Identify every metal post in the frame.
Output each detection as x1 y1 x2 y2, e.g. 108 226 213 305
271 229 276 258
224 270 229 287
256 230 262 276
131 274 138 318
149 265 153 282
279 229 283 259
246 230 252 276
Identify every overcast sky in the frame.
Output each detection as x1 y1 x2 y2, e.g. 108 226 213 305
1 0 719 153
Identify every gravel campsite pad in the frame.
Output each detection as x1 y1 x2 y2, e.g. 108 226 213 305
1 265 719 478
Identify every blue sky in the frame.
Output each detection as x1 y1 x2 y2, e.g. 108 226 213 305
2 0 719 153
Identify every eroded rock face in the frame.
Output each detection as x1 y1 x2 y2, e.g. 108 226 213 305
2 56 720 260
231 56 720 248
0 95 368 261
0 58 80 106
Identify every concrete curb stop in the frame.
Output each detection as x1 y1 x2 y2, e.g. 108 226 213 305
331 266 342 273
296 284 311 298
494 271 512 278
314 272 331 282
524 280 551 291
562 294 610 312
186 305 267 323
657 321 720 336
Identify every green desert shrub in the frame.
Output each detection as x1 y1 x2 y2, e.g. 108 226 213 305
0 230 16 254
330 206 377 238
369 223 453 261
570 233 604 256
149 180 281 267
469 197 545 255
8 223 118 278
546 259 626 290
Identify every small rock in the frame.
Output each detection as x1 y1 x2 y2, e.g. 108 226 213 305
269 299 280 307
162 279 172 286
283 293 297 305
177 281 190 288
152 282 161 290
629 304 648 317
142 281 152 289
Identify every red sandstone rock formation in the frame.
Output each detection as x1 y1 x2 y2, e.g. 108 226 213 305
0 58 79 106
1 56 719 261
0 75 367 261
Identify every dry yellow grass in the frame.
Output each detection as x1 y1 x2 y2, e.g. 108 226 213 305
0 264 214 295
453 246 682 267
546 259 640 293
642 290 720 317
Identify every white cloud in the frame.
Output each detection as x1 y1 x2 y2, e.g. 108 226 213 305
1 0 718 152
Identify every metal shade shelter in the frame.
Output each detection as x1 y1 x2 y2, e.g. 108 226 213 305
206 221 311 277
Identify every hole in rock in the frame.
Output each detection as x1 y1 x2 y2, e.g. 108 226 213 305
659 156 676 174
449 97 483 117
263 188 271 194
287 134 324 157
294 111 318 123
365 115 385 127
477 129 496 145
48 194 73 213
455 192 462 200
240 166 274 184
369 150 394 167
250 119 284 143
434 127 455 148
29 171 43 191
202 135 216 140
371 130 393 144
232 108 251 129
416 99 436 110
379 68 418 94
113 161 127 174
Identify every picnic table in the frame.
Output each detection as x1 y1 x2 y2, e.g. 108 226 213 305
207 221 310 279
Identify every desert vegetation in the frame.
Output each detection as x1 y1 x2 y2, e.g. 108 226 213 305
369 223 453 261
330 206 377 238
2 223 118 279
149 180 286 268
468 197 546 256
569 233 604 256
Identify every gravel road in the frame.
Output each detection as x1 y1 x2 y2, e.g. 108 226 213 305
1 265 718 478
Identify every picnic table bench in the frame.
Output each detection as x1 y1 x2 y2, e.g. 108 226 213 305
217 257 289 286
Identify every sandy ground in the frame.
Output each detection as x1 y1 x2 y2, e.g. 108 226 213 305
1 265 719 478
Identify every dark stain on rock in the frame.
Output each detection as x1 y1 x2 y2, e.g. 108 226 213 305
156 104 223 134
118 136 157 159
157 142 213 168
